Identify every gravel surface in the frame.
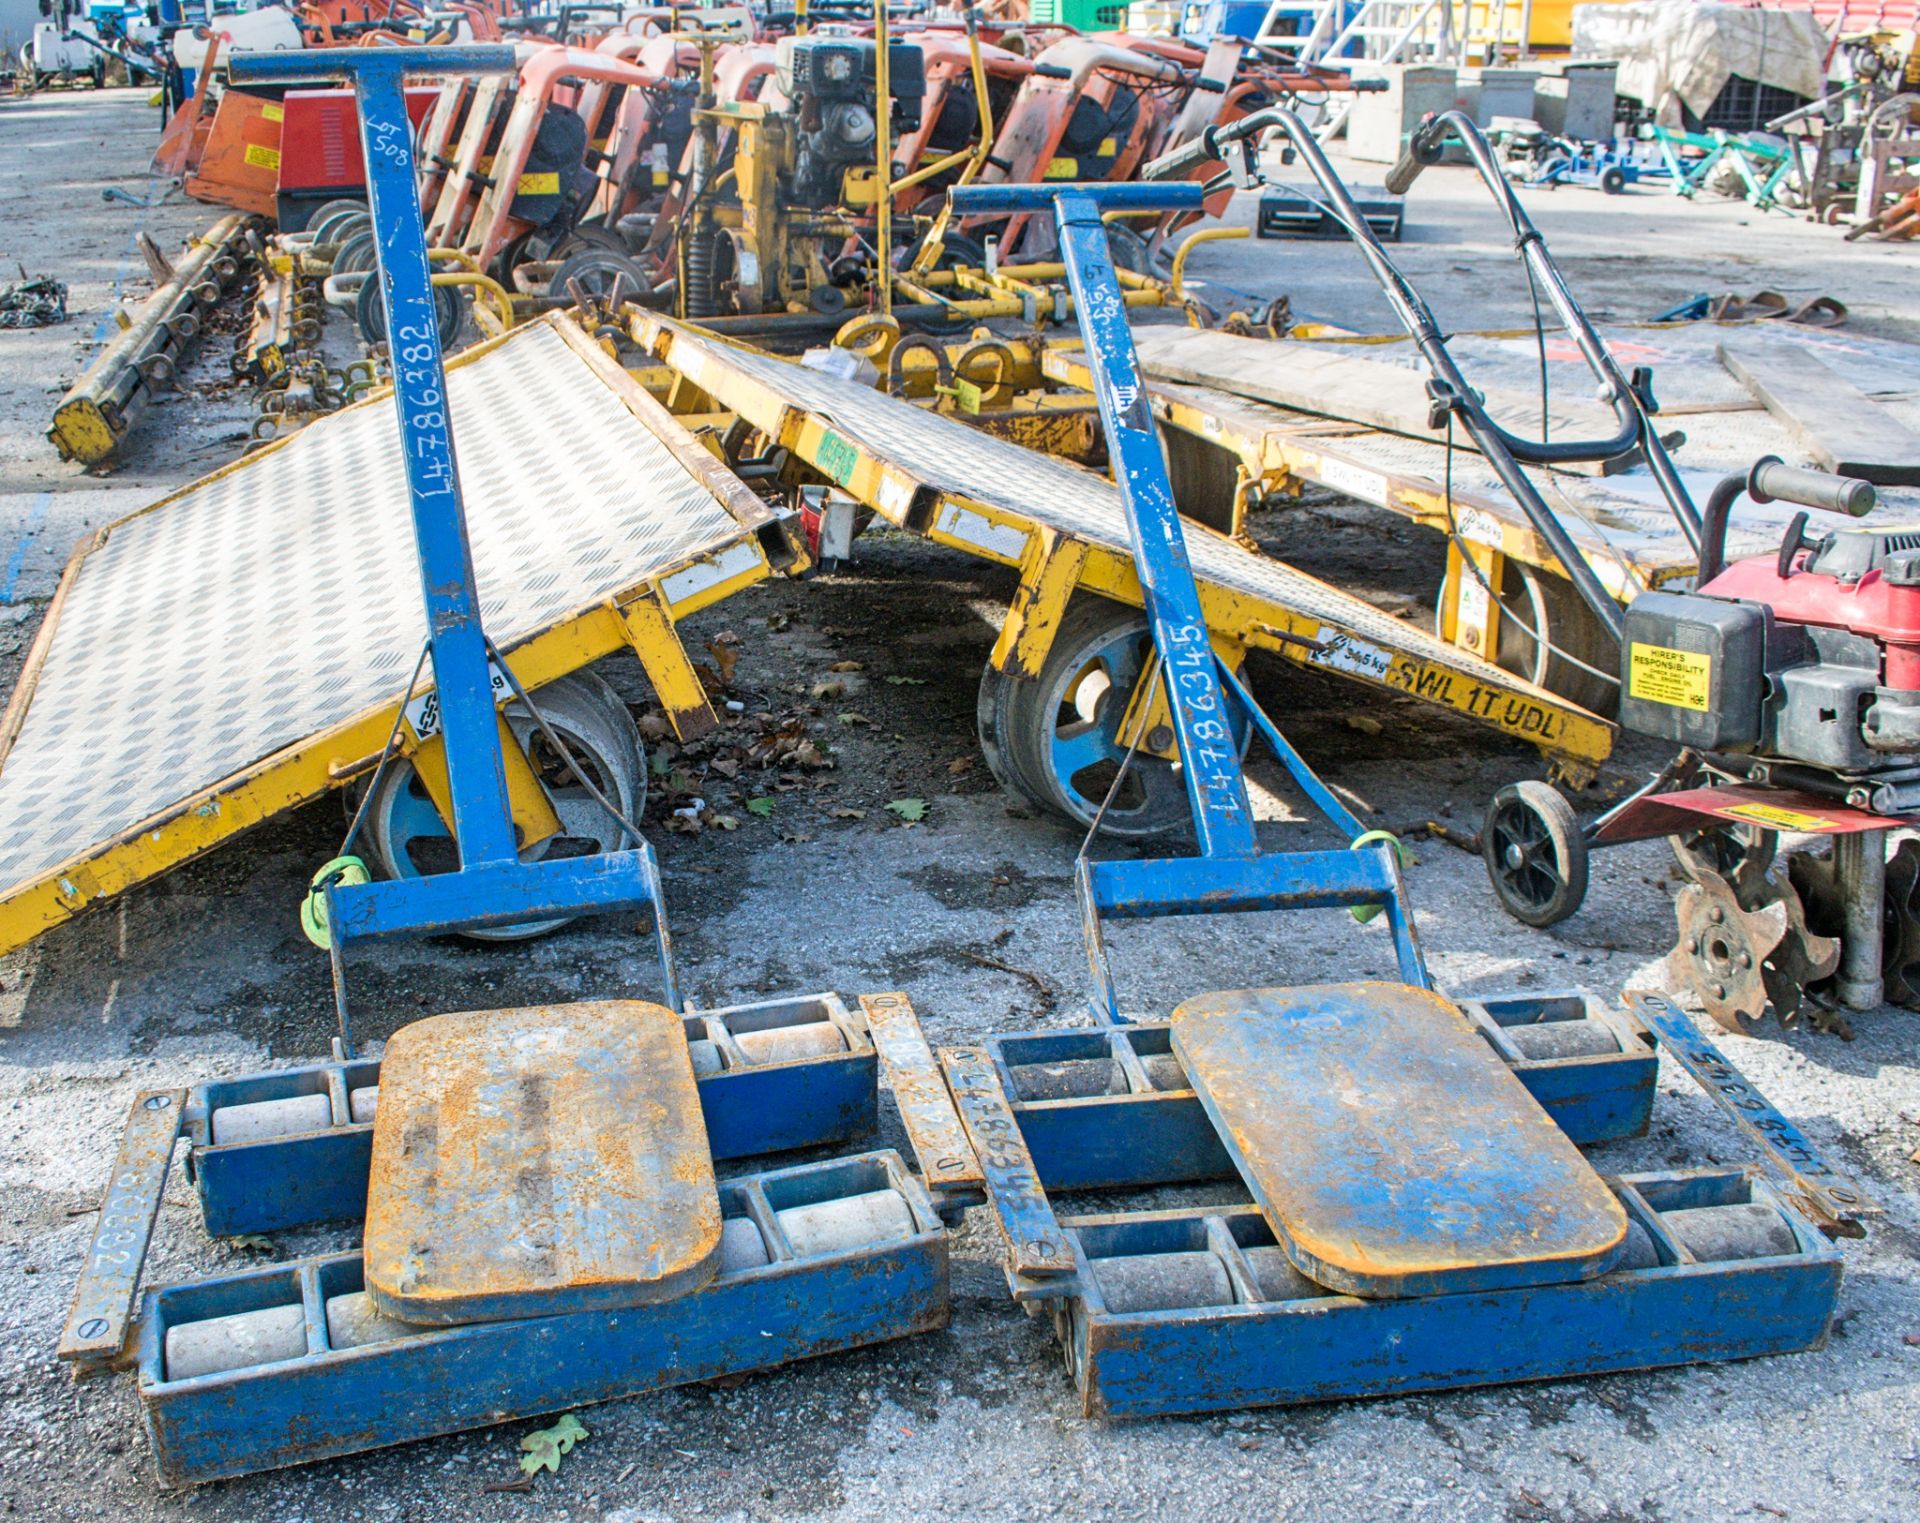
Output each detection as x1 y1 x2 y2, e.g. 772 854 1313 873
0 86 1915 1523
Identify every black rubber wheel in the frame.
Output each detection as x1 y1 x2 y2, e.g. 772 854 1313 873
984 597 1248 841
355 275 465 349
1482 780 1589 927
1600 166 1626 195
1104 222 1156 275
549 247 651 306
333 229 379 276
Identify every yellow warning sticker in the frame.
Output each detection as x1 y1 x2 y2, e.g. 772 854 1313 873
516 171 561 196
1715 802 1839 833
1097 136 1117 157
244 143 281 172
1627 641 1710 711
261 103 283 123
1044 157 1078 179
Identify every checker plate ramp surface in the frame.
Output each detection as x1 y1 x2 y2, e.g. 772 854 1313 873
0 317 742 915
661 322 1555 699
1170 982 1628 1299
364 1001 723 1325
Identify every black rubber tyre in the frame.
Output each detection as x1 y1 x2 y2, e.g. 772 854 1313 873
985 597 1247 841
1600 166 1627 195
355 275 464 349
549 247 651 306
1482 779 1589 927
362 672 645 941
333 229 379 276
1104 222 1156 276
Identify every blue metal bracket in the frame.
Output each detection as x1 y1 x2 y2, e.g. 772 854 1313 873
228 48 677 1046
1625 990 1876 1234
949 182 1427 1017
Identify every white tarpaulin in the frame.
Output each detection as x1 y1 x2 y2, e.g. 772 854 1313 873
1571 2 1831 126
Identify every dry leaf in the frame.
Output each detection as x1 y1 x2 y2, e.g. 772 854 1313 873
810 680 845 701
829 660 865 672
830 807 867 820
519 1414 588 1477
946 756 974 775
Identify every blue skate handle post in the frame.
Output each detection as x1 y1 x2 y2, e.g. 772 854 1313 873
231 49 680 1042
949 182 1427 1016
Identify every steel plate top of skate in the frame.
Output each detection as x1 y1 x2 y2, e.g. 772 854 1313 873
1172 982 1630 1298
363 1001 723 1325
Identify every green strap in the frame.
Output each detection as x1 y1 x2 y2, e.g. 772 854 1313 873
1349 829 1408 925
300 855 372 949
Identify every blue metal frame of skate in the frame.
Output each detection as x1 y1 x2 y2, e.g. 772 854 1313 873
938 180 1859 1417
226 47 679 1040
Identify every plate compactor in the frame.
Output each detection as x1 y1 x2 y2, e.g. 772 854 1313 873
57 47 983 1488
1157 104 1920 1037
936 177 1873 1417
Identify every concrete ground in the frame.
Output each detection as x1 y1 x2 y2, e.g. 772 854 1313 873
0 87 1916 1523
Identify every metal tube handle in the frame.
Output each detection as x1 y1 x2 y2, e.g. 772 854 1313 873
227 43 519 85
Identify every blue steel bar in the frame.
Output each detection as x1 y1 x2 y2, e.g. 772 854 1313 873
939 1047 1075 1280
949 181 1429 1015
58 1090 186 1363
1625 990 1876 1230
232 47 521 870
227 49 680 1035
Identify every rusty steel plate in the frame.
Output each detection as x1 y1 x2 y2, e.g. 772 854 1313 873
1171 982 1627 1300
364 1001 723 1326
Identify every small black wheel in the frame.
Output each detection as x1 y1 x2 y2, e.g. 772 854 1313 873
355 275 464 349
550 247 651 307
1600 166 1627 195
1482 780 1589 927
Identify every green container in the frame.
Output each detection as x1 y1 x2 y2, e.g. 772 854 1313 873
1029 0 1130 29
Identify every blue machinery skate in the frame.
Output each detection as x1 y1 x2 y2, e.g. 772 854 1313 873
935 179 1870 1416
55 48 982 1487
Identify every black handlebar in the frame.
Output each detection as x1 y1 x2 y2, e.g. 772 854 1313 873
1751 459 1876 517
1696 456 1876 585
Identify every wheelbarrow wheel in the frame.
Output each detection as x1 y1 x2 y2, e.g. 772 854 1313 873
361 672 647 941
1482 780 1588 927
983 596 1247 841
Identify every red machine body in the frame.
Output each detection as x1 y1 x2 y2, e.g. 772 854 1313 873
1701 544 1920 690
277 86 439 230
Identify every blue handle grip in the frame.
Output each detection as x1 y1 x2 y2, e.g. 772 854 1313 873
947 182 1208 216
228 44 518 86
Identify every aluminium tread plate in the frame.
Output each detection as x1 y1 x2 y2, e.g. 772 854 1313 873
0 317 746 907
654 322 1565 706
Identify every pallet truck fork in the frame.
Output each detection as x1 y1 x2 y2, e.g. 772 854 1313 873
934 176 1872 1418
57 46 978 1487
